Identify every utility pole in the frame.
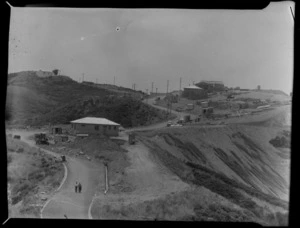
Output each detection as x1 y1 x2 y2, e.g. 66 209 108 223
114 76 115 86
82 73 85 82
179 77 182 101
167 80 169 95
151 82 154 95
146 89 148 104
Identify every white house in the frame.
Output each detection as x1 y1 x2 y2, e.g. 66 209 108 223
70 117 120 136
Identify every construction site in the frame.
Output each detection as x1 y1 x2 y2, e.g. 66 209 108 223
6 3 293 225
6 71 291 225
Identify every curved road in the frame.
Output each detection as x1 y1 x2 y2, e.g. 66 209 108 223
126 96 198 133
8 95 220 219
9 129 103 219
41 157 102 219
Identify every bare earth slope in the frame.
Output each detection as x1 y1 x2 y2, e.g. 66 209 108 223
137 124 290 201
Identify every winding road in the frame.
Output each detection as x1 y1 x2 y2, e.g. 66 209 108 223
9 129 103 219
8 95 220 219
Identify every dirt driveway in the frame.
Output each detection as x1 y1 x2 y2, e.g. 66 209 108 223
8 129 103 219
90 133 190 219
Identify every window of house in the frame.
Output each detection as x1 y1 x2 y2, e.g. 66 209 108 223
108 126 111 130
95 125 99 131
114 126 116 130
81 124 85 127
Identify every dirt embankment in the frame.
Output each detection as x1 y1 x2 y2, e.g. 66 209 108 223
7 135 64 218
134 124 289 225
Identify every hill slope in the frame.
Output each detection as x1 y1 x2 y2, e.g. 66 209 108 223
137 125 290 201
135 123 290 225
5 71 171 127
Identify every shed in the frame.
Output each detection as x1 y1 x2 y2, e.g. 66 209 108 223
52 127 62 135
182 85 207 100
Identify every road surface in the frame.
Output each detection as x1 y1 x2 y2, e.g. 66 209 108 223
9 129 103 219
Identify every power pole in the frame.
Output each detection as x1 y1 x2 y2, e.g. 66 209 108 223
114 76 115 86
151 82 154 95
179 77 182 101
146 89 148 103
82 73 85 82
167 80 169 94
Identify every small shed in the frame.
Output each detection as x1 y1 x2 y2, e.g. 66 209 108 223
201 101 208 108
186 103 194 110
129 133 136 145
52 127 62 135
202 107 214 116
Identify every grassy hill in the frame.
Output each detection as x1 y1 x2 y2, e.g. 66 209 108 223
5 71 171 127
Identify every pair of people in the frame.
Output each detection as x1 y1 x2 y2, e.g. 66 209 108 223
75 181 82 193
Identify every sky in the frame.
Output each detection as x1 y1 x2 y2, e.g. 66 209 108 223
8 2 294 94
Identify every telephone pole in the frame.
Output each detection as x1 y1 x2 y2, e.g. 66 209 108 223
179 77 182 101
114 76 115 86
151 82 154 94
167 80 169 94
166 80 170 115
82 73 85 82
146 89 148 103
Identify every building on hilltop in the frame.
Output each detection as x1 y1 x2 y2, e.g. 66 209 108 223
182 85 207 100
195 80 225 92
70 117 120 136
36 70 54 78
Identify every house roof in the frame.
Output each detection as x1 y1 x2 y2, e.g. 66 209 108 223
199 81 224 85
184 85 203 90
70 117 120 126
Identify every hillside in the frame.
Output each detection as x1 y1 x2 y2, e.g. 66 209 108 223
5 71 171 127
134 123 290 224
7 135 64 217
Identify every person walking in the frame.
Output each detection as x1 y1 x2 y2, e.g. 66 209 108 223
78 182 82 193
75 181 78 193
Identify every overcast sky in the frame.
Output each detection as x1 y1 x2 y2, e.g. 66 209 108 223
8 2 294 94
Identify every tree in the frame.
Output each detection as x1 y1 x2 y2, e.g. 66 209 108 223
52 69 59 76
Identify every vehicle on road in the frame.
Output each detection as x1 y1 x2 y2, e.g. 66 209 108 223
34 133 49 145
170 124 183 127
166 121 172 127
